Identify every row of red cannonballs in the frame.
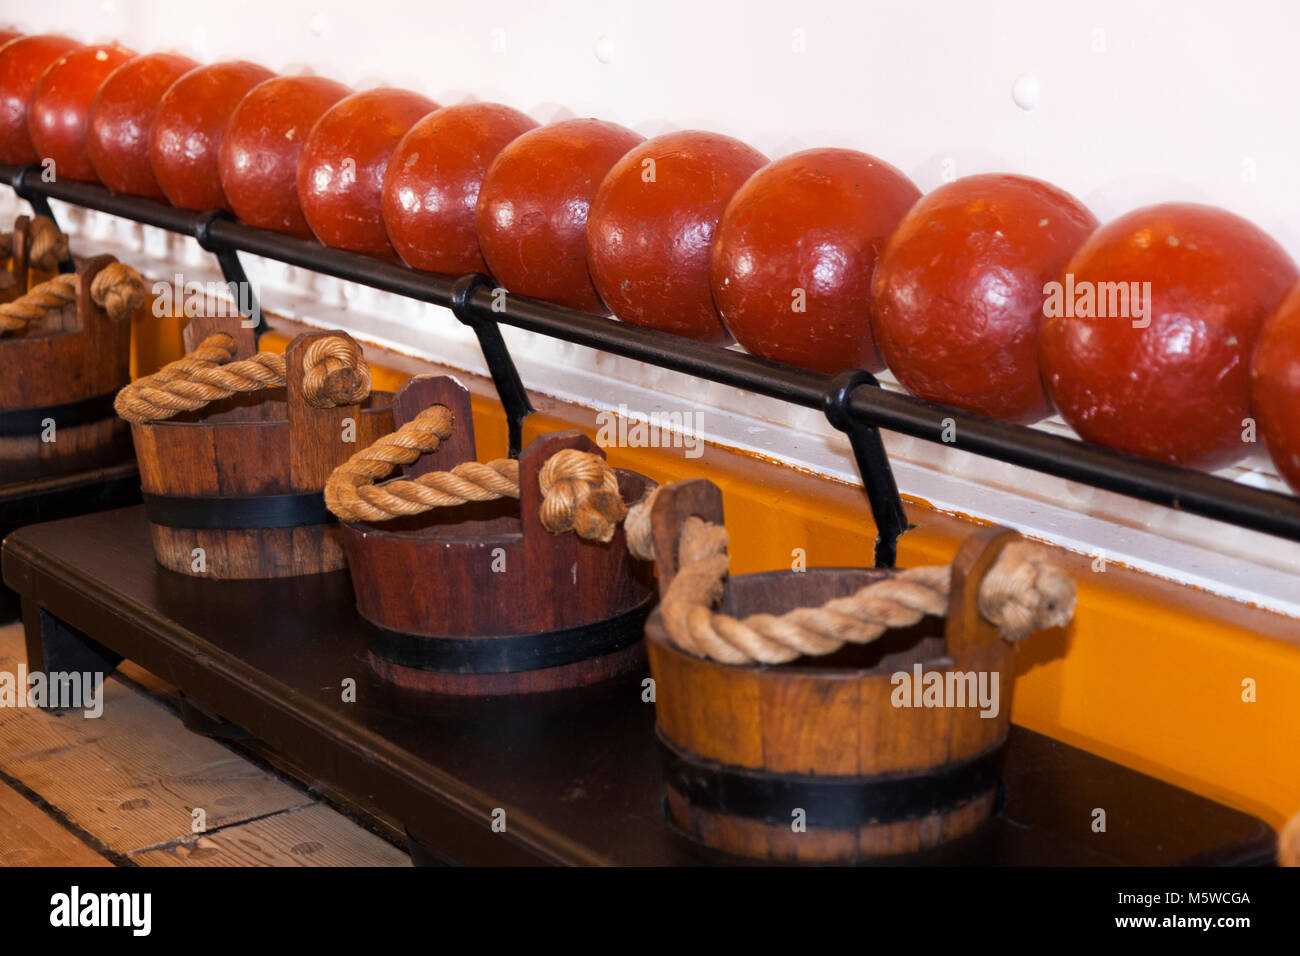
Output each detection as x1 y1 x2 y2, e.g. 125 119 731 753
1 32 1298 493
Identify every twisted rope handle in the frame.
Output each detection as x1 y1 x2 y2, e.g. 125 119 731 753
0 215 69 272
0 261 146 336
115 333 370 424
646 498 1076 665
324 404 636 544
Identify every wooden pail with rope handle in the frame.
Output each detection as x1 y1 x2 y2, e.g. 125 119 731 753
0 244 140 483
643 479 1076 862
326 374 656 695
116 318 394 578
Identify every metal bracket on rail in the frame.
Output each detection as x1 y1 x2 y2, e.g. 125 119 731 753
450 273 534 458
824 369 911 568
194 209 267 339
10 164 75 273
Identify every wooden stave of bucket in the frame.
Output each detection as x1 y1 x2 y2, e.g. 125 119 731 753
339 374 655 696
130 320 394 579
0 214 31 304
0 250 133 484
644 478 1018 863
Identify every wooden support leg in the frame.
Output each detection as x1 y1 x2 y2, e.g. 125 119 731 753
21 600 122 681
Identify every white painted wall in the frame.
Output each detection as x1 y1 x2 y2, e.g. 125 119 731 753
5 0 1300 617
15 0 1299 255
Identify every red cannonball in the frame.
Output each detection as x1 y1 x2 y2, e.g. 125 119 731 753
150 60 275 210
219 75 352 236
870 174 1097 421
382 102 537 274
87 52 198 197
0 35 81 164
0 29 21 111
298 88 438 258
28 44 136 183
475 119 643 311
1040 203 1298 469
1251 283 1300 492
587 130 767 343
711 148 920 374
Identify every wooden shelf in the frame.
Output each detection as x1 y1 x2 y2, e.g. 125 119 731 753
1 505 1277 866
0 461 140 622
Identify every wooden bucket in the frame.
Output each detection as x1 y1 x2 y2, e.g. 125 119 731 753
128 320 394 578
646 479 1023 863
0 251 133 483
338 375 655 695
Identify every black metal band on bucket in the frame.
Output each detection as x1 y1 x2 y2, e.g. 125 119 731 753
0 391 119 437
658 728 1007 828
363 593 653 674
142 491 336 530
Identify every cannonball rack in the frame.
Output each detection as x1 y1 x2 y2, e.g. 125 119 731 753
0 162 1285 867
5 162 1300 569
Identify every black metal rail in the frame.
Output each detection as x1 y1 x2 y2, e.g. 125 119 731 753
7 162 1300 555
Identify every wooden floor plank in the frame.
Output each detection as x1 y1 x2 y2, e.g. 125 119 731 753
0 622 25 658
131 804 411 867
0 622 407 866
0 676 313 853
0 777 112 867
113 658 411 848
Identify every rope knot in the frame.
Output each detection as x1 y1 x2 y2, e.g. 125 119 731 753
89 261 147 321
27 215 69 272
302 335 371 407
977 541 1077 642
537 449 625 542
0 215 67 272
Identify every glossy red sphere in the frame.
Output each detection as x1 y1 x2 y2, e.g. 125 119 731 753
1040 203 1298 469
871 174 1097 421
476 119 644 312
87 52 198 197
219 75 352 237
1251 282 1300 492
297 87 438 257
0 35 81 164
150 61 275 210
587 130 767 343
28 44 136 183
382 102 537 274
711 148 920 374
